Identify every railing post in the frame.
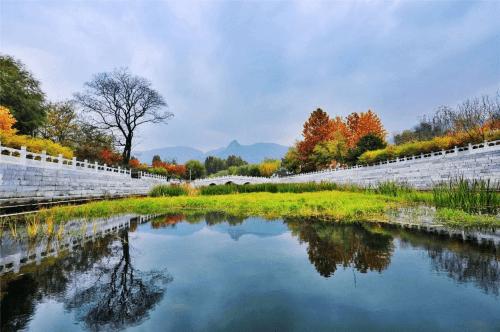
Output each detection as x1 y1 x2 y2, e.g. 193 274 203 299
94 161 99 172
41 150 47 163
72 157 77 169
83 159 88 170
20 146 27 165
118 166 121 175
468 143 473 154
104 163 107 172
454 146 458 154
58 154 63 168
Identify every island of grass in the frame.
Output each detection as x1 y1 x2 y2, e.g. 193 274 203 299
32 180 499 229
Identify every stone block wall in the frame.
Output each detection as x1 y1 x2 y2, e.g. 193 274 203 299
278 148 500 189
0 161 167 205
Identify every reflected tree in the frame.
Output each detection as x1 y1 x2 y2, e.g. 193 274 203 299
64 230 173 330
392 226 500 296
1 228 173 331
204 212 245 226
286 219 394 277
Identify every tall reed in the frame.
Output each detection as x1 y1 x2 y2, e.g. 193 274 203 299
433 178 499 214
149 184 189 197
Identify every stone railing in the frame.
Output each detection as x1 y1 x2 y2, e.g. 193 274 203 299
0 141 131 177
138 171 170 181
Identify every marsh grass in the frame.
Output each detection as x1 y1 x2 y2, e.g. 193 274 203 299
149 184 189 197
26 216 42 239
197 181 431 203
8 222 18 239
199 182 368 195
433 178 499 214
37 191 402 224
45 217 55 238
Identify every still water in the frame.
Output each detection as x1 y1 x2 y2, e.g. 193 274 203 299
1 214 499 331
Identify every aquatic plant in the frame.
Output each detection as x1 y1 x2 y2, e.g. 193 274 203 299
44 217 55 238
433 178 499 214
149 184 188 197
8 222 18 239
26 216 40 239
374 181 414 197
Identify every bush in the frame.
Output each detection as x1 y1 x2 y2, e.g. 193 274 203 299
149 184 188 197
0 131 74 158
148 167 168 176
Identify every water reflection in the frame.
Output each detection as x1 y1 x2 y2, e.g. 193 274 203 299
1 213 499 331
65 230 172 331
1 222 172 331
286 219 394 277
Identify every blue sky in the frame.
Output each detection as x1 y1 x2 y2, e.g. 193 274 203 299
1 0 499 151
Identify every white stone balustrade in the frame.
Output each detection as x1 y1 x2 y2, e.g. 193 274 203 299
0 140 132 177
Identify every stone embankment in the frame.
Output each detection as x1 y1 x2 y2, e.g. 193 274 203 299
0 142 169 207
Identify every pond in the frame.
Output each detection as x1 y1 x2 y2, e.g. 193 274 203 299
1 213 499 331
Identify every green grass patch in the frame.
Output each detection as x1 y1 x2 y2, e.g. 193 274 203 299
37 191 403 224
435 208 500 228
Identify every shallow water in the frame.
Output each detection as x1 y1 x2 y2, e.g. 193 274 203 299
1 214 499 331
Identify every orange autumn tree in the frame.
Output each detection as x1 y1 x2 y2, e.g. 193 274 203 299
346 110 386 147
0 106 17 134
296 108 335 171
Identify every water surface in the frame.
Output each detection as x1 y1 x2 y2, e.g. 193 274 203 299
1 214 499 331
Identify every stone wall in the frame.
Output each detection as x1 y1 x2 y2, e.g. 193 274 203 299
0 158 168 206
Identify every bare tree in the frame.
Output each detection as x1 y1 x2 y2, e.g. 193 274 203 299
452 94 500 141
75 69 172 164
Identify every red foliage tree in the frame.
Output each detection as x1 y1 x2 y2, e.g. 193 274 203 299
346 110 386 146
297 108 334 158
99 148 123 166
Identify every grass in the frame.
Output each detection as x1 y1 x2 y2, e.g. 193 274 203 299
149 184 189 197
435 208 500 228
433 178 499 214
28 189 498 228
36 191 403 224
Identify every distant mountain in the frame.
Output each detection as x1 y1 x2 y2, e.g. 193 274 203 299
134 146 204 164
134 140 289 164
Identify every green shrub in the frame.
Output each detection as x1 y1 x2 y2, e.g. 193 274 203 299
149 184 188 197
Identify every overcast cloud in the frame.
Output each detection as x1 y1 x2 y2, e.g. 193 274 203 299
1 0 499 152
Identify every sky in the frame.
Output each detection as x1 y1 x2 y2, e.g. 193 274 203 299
1 0 499 152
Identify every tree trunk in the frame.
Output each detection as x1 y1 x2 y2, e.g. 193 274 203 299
122 134 133 165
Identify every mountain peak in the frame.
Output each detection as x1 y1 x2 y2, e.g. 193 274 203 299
228 140 241 148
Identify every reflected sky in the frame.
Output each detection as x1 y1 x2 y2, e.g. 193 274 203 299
1 215 499 331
